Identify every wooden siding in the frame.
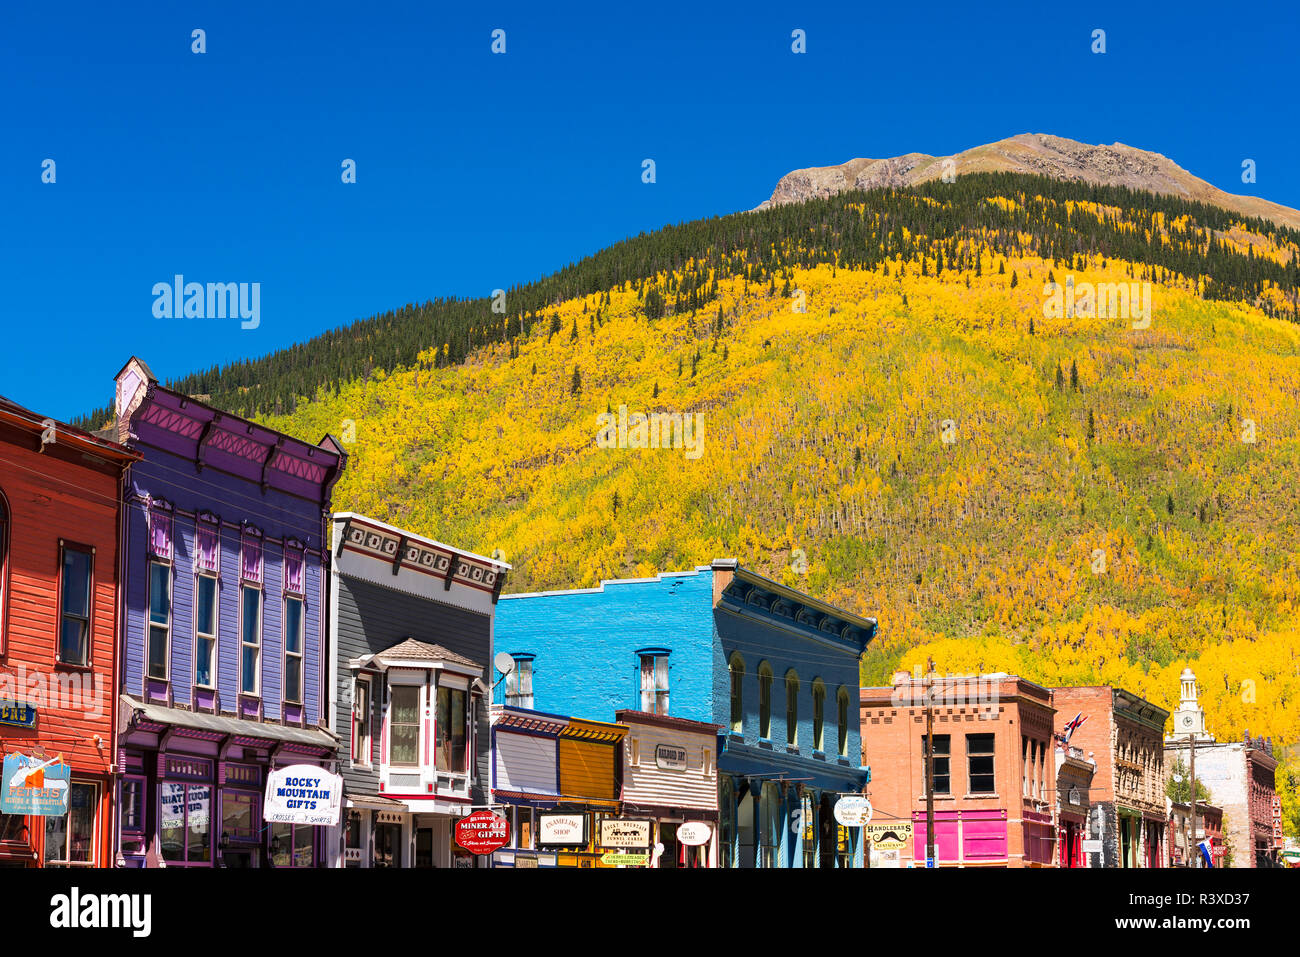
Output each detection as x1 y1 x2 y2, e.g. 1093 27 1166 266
622 723 718 812
559 738 619 802
494 730 558 795
0 427 125 868
333 575 492 803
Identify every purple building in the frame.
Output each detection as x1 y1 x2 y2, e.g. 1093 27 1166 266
111 358 346 868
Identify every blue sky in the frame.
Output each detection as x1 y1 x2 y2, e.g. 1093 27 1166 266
2 0 1297 421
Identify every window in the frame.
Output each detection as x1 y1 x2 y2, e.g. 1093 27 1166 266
922 734 951 794
728 653 745 733
195 573 217 688
518 806 533 849
240 585 260 695
837 687 850 757
0 493 8 652
389 684 420 767
719 776 735 869
812 679 826 752
436 684 468 772
221 791 258 842
352 677 372 764
506 655 534 709
146 560 170 679
284 596 304 704
759 781 780 868
43 781 98 866
785 670 800 746
639 651 669 714
967 733 996 794
758 662 773 739
373 822 400 867
270 821 315 867
120 778 144 833
1021 735 1030 798
58 544 93 665
159 782 211 864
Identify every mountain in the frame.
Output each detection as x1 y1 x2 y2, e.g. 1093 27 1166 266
757 133 1300 232
240 170 1300 754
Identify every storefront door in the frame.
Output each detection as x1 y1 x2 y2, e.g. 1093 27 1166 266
415 827 434 867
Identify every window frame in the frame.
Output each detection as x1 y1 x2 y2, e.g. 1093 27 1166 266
922 733 951 795
194 571 218 689
784 670 800 747
0 489 9 656
638 649 670 715
387 680 422 769
269 820 316 868
812 679 826 753
158 781 212 866
352 674 373 766
42 779 99 867
56 540 95 667
505 654 535 709
966 732 997 795
837 687 850 757
283 594 305 705
757 661 773 740
239 583 262 696
146 558 172 680
728 653 745 734
435 680 469 773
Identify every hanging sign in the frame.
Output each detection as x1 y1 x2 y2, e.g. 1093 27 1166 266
456 810 511 855
263 765 342 826
677 822 712 846
600 819 651 848
538 813 586 845
833 795 872 827
865 821 911 849
2 752 70 816
0 704 36 729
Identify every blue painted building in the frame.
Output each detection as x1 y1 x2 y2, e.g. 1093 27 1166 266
495 559 875 867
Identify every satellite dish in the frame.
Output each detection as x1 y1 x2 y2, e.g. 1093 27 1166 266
493 652 515 676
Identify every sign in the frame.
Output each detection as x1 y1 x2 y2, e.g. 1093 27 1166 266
871 846 901 868
453 855 475 869
0 704 36 729
601 851 649 866
600 819 651 848
1082 839 1103 854
514 854 539 868
456 810 511 855
2 752 70 816
677 822 712 846
833 795 872 827
263 764 342 826
538 813 586 845
865 821 912 850
655 744 688 771
925 857 936 868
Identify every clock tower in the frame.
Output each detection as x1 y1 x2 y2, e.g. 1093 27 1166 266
1168 667 1212 742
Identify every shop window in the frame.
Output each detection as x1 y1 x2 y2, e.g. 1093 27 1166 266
270 821 316 867
120 778 144 833
967 733 996 794
221 790 258 844
922 734 951 794
195 572 217 688
147 560 171 679
345 811 362 850
759 781 781 867
373 822 400 867
43 781 98 866
785 670 800 746
518 806 533 849
728 653 745 734
58 543 93 666
812 679 826 752
284 596 304 704
436 684 468 772
352 676 372 764
719 776 735 869
802 793 817 868
240 585 260 695
758 662 773 739
159 783 211 864
639 650 670 715
389 684 420 767
505 654 534 709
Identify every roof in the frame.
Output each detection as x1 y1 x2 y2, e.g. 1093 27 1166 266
333 512 511 572
0 395 140 464
613 710 723 735
121 695 337 750
379 638 479 668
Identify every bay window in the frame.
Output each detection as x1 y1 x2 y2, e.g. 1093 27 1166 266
389 684 420 767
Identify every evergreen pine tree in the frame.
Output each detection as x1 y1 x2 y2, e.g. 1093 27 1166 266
571 366 581 394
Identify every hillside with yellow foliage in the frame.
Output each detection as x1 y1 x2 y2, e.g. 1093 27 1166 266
257 178 1300 758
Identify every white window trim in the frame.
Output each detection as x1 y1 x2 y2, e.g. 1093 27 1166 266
385 672 425 770
352 674 373 767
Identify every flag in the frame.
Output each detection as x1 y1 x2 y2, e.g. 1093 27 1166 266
1198 839 1214 868
1063 712 1088 743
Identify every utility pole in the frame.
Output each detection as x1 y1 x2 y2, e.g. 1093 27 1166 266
1189 732 1198 868
924 657 936 868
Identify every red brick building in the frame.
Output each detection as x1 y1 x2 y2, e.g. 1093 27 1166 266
1053 686 1168 868
861 672 1056 867
0 398 138 867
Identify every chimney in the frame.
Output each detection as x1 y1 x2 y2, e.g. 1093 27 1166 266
711 558 738 606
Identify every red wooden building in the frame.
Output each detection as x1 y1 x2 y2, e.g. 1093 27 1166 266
0 397 138 867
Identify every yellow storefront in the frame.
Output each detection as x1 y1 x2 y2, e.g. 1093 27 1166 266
541 718 628 868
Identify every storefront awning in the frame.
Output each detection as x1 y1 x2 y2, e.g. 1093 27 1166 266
346 793 409 811
121 695 338 751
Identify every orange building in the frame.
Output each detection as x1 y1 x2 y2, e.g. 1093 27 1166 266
0 398 138 867
861 672 1057 867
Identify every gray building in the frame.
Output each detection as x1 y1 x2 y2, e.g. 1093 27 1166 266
324 513 509 867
